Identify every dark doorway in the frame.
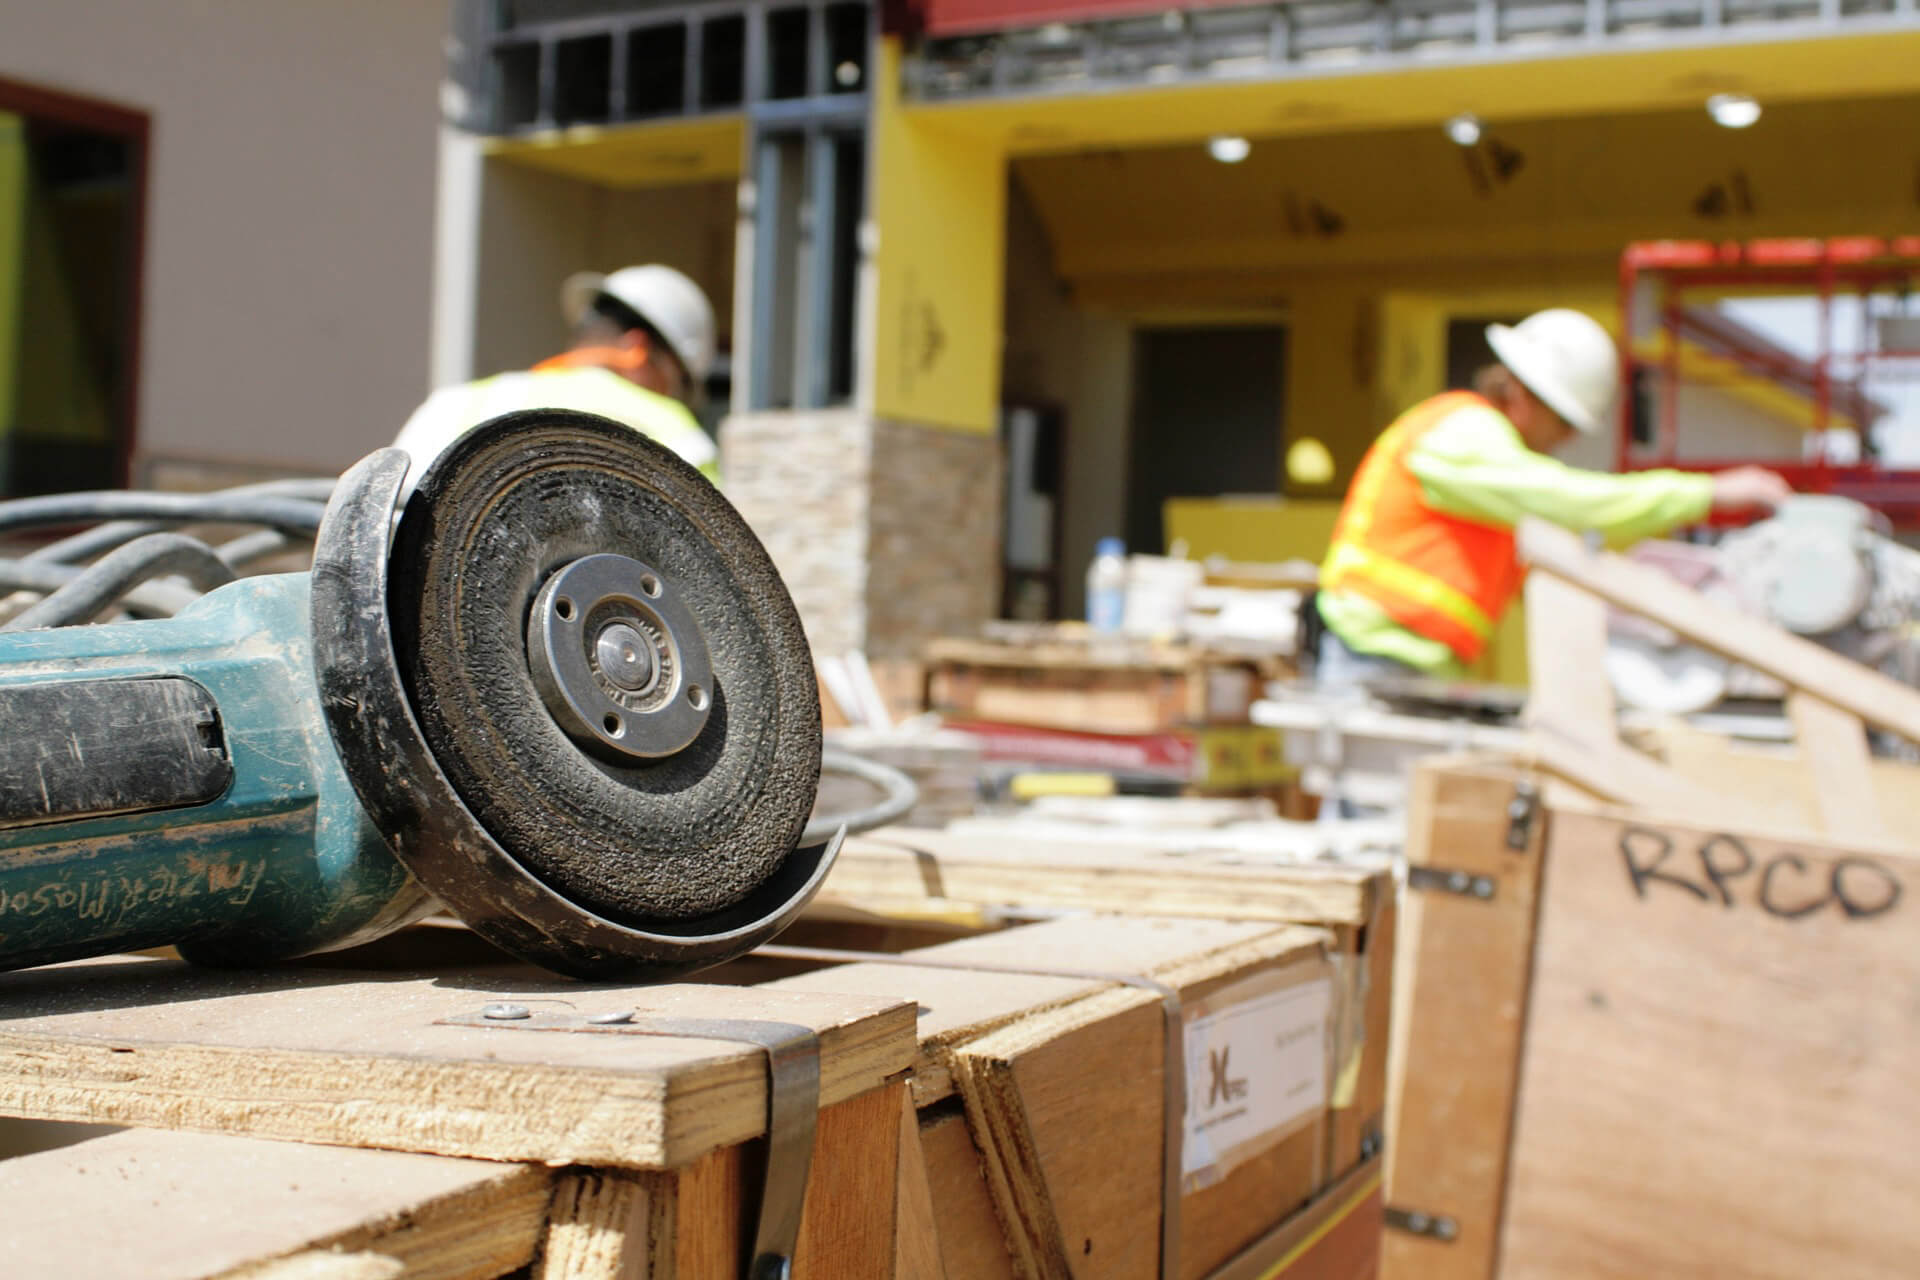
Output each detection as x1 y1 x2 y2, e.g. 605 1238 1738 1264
1126 325 1284 555
1445 316 1524 393
0 78 148 497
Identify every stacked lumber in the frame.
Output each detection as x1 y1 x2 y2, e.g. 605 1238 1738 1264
925 631 1269 736
922 625 1296 797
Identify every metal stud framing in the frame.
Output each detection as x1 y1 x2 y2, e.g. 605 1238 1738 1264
905 0 1918 102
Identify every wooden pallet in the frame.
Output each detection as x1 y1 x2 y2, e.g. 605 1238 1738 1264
924 633 1269 736
1384 755 1920 1280
0 894 1391 1280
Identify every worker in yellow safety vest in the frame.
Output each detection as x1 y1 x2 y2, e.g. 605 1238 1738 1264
1314 308 1792 692
394 264 721 495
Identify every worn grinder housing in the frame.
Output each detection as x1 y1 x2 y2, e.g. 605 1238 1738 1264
0 412 835 979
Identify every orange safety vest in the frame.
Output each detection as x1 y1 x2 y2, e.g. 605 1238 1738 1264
1320 391 1525 664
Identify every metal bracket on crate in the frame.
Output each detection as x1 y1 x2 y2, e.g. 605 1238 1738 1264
1406 865 1497 901
1505 780 1542 851
1385 1204 1460 1242
443 1007 821 1280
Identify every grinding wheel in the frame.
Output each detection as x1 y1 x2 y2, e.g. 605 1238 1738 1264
310 410 835 979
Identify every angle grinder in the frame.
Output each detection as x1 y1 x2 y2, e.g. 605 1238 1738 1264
0 411 851 979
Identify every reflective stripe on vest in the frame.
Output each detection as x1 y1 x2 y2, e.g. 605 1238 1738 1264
1321 391 1515 662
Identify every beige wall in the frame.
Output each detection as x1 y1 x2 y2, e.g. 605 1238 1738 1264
468 163 737 383
3 0 446 478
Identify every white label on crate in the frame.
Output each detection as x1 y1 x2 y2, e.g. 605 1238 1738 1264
1181 972 1333 1189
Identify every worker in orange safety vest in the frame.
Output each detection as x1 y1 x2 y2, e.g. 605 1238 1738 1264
1313 308 1792 694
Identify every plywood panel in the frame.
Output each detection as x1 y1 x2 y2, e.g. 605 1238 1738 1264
0 1128 549 1280
0 957 912 1170
1501 808 1920 1279
1382 761 1548 1280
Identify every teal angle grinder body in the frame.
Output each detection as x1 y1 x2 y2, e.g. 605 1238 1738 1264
0 412 837 978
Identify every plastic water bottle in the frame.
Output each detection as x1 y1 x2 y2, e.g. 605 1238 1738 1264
1086 537 1127 633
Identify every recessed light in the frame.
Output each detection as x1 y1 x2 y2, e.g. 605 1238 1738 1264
1707 93 1761 129
1444 112 1483 147
1208 135 1251 164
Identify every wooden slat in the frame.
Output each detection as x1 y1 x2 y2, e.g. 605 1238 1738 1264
1383 761 1550 1280
769 915 1304 1104
824 828 1382 928
0 958 913 1170
1641 720 1920 842
950 930 1332 1280
1500 807 1920 1279
1785 692 1889 844
228 1253 403 1280
893 1089 949 1280
1518 517 1920 744
792 1081 905 1276
1520 720 1728 822
1332 890 1396 1180
1523 570 1616 732
919 1109 1018 1279
534 1169 648 1280
0 1128 551 1280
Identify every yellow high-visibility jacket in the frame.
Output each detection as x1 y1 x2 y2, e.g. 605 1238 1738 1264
392 366 719 495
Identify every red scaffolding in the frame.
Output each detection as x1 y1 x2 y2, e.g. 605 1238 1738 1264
1617 236 1920 527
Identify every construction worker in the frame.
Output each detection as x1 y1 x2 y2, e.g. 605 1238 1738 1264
1314 308 1791 693
394 265 720 494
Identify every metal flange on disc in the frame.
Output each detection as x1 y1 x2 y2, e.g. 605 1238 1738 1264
310 410 834 979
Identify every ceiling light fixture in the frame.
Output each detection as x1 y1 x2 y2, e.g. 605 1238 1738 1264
1706 93 1761 129
1208 135 1251 164
1444 112 1483 147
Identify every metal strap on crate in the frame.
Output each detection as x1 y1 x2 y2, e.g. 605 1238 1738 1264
442 1007 819 1280
757 942 1188 1280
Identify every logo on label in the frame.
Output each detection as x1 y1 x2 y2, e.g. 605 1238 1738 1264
1206 1046 1249 1109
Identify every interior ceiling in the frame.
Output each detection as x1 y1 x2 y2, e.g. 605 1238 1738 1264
1012 93 1920 286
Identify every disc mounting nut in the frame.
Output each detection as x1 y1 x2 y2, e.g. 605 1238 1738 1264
527 554 715 761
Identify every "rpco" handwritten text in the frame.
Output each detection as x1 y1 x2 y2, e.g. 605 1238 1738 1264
1619 827 1901 923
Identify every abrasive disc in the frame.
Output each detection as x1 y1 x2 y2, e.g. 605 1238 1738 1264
388 410 821 926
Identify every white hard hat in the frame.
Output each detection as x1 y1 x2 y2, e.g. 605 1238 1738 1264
562 264 717 383
1485 309 1620 434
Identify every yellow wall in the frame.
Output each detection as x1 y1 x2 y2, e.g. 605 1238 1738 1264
486 115 745 188
0 114 23 444
869 38 1007 432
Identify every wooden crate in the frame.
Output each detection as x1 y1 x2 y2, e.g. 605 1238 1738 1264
1384 755 1920 1280
0 899 1384 1280
0 953 915 1280
818 824 1399 1200
769 914 1340 1280
924 634 1267 736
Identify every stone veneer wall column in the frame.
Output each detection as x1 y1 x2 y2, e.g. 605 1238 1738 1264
718 411 1000 662
864 420 1001 659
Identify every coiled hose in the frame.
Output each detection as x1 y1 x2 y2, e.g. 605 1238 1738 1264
806 747 922 843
